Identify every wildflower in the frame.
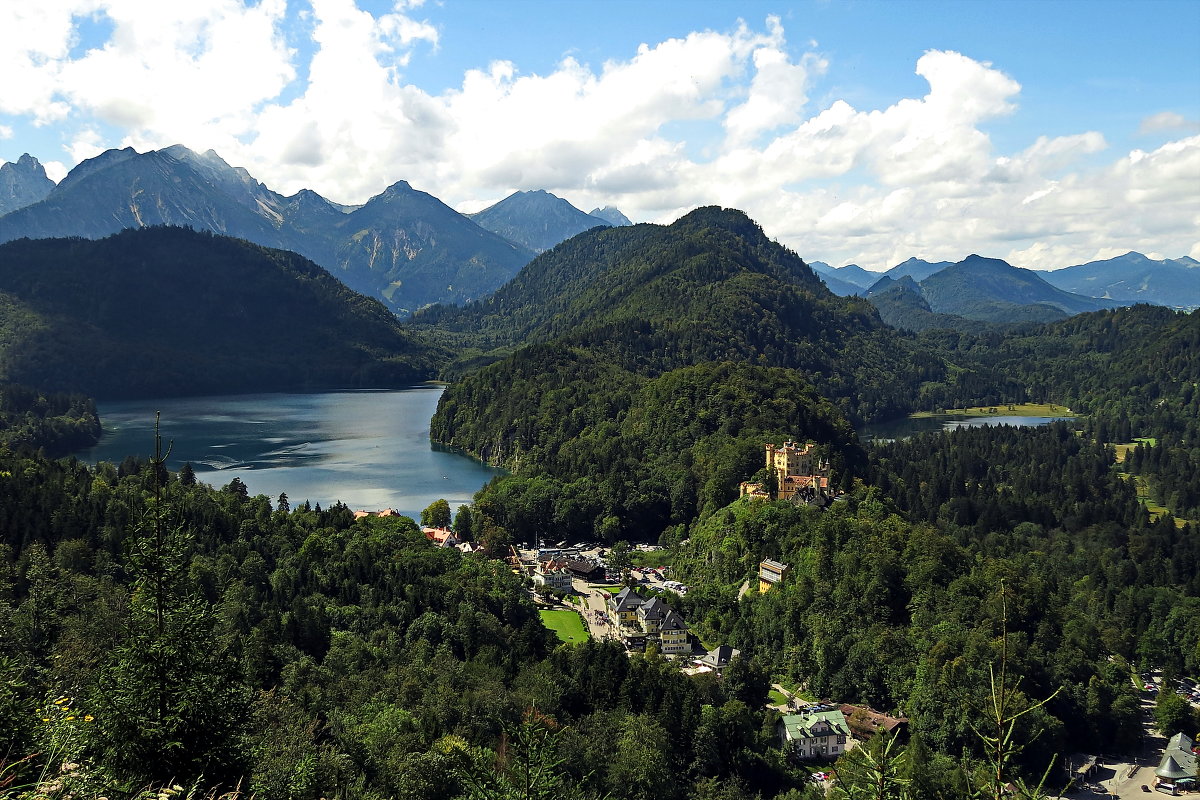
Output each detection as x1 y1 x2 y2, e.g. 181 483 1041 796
42 717 49 722
84 715 94 722
55 697 68 705
65 715 75 721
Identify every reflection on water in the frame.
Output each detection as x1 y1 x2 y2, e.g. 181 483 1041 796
77 387 504 519
860 415 1074 442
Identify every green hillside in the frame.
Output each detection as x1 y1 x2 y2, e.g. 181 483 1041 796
0 227 444 398
426 207 946 540
425 206 945 424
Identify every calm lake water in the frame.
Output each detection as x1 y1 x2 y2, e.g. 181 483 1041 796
860 414 1074 442
78 386 504 519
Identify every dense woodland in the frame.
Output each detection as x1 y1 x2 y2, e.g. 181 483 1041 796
0 228 443 399
0 384 99 457
0 212 1198 798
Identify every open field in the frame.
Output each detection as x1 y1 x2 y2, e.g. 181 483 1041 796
911 402 1074 419
539 609 590 644
1113 437 1158 463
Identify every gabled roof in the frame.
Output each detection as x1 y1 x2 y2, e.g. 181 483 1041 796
611 587 646 612
658 609 687 632
639 596 670 618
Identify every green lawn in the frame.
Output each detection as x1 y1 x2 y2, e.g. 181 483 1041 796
598 585 623 594
911 402 1074 419
768 689 790 705
539 609 590 644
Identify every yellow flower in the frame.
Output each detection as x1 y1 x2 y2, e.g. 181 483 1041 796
65 715 75 721
54 697 68 705
42 717 49 722
84 715 94 722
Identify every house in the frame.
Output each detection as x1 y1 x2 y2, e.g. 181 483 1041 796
637 596 671 630
423 527 460 547
607 587 646 626
1155 732 1198 791
759 559 789 592
837 704 908 742
778 709 852 761
695 644 740 677
563 558 604 581
532 562 574 592
354 508 402 519
657 609 691 654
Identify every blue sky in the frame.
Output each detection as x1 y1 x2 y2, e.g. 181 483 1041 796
1 0 1197 271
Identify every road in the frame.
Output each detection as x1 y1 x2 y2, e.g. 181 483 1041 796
573 577 617 642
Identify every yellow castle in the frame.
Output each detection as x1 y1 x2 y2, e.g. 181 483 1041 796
740 440 830 502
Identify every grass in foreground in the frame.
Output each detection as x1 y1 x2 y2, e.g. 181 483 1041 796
539 609 590 644
911 402 1074 419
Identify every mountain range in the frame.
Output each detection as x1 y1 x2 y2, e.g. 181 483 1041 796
811 251 1198 315
1040 251 1199 308
0 147 628 316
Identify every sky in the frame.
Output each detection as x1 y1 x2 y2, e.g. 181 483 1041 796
2 0 1198 272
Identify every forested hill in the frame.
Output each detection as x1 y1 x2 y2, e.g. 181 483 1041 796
0 227 445 398
426 208 951 541
422 206 946 424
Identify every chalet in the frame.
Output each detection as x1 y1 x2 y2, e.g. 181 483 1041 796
778 709 852 761
759 559 789 592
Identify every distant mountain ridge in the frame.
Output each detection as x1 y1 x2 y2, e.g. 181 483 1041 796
468 190 614 253
1040 251 1199 309
860 254 1123 330
0 146 538 315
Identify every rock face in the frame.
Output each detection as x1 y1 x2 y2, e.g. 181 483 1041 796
588 206 632 227
0 154 56 216
0 145 533 315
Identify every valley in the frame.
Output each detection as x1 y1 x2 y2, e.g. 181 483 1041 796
0 191 1195 800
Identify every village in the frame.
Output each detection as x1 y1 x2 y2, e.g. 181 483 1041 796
363 439 1200 787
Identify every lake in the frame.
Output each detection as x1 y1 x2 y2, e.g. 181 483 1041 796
860 414 1074 442
77 386 504 519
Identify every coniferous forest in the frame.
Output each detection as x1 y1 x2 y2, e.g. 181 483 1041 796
0 213 1198 799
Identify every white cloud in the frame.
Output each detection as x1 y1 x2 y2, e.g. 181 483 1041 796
3 6 1198 270
1138 110 1200 135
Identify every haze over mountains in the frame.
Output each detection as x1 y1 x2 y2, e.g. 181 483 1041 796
0 147 627 316
811 251 1199 324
